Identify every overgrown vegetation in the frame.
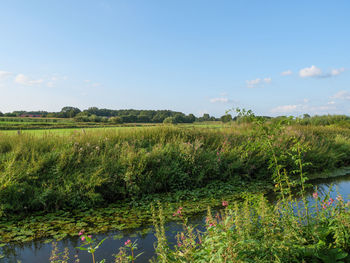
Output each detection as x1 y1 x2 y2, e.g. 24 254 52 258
1 121 350 216
43 110 350 262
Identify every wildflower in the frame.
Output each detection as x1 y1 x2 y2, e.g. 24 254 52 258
222 201 228 207
337 195 343 202
328 198 335 205
209 223 216 227
78 230 84 236
312 192 318 199
88 235 92 238
81 236 86 242
177 243 182 247
173 207 183 217
124 240 131 246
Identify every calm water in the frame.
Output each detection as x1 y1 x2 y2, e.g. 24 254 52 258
2 174 350 263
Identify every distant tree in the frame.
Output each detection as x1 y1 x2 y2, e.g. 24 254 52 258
202 113 210 121
152 112 169 123
86 107 99 115
109 116 123 124
173 113 186 123
163 117 177 124
101 116 109 123
303 113 311 119
74 112 90 122
89 114 101 122
221 114 232 123
0 111 3 117
137 115 151 123
60 106 81 118
4 112 16 117
186 113 196 123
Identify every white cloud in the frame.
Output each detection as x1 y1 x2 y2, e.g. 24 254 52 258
271 99 338 115
331 67 345 76
210 97 230 103
331 90 350 100
15 74 43 86
327 101 335 105
246 78 261 87
299 65 345 78
263 77 272 83
271 104 301 113
246 77 272 88
281 70 293 76
0 70 12 80
299 65 322 78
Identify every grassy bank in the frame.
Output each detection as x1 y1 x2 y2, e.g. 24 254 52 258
1 123 350 216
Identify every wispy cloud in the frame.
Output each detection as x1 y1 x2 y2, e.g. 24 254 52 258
271 101 336 115
330 67 345 76
246 77 272 88
281 70 293 76
331 90 350 100
210 97 229 103
299 65 345 78
15 74 44 86
270 104 302 114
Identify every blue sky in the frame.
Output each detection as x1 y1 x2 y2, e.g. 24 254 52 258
0 0 349 117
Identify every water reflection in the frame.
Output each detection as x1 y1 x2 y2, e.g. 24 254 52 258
2 174 350 263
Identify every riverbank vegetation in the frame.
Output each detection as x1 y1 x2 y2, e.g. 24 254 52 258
1 112 350 242
44 112 350 262
2 110 350 261
1 122 350 215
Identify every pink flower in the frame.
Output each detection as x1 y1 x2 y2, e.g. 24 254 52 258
124 240 131 246
209 223 216 227
312 192 318 199
173 207 183 217
81 236 86 241
177 243 182 247
78 230 84 236
88 235 92 238
222 201 228 207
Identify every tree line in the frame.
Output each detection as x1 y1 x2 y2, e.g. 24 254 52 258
0 107 222 124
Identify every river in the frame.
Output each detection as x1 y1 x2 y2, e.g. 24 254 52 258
2 174 350 263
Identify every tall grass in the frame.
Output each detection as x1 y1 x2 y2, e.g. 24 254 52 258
1 124 350 215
